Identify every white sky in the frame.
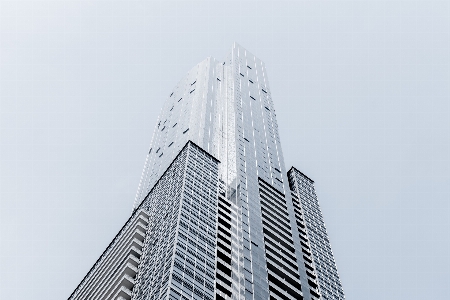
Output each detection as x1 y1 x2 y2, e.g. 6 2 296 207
0 1 449 299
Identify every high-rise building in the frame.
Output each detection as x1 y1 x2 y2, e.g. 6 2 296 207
68 43 344 300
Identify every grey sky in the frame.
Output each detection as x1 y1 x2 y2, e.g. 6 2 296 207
0 1 449 299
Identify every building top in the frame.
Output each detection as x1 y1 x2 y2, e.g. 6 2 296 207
289 166 315 183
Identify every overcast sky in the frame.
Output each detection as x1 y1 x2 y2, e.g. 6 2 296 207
0 1 449 299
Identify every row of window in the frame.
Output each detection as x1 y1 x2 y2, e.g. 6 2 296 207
215 195 234 298
169 143 219 300
288 169 345 299
258 178 304 300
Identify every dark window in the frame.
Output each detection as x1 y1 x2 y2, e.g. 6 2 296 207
216 293 226 300
217 251 232 265
216 282 231 297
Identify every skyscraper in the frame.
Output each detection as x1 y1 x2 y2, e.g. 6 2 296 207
68 43 344 300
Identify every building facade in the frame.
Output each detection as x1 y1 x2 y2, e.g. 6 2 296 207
69 44 344 300
287 168 345 300
69 141 220 300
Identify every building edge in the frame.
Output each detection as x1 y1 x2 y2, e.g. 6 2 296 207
68 140 219 300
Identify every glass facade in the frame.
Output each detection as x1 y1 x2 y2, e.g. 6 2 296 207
288 168 345 300
68 43 345 300
133 141 220 300
134 43 303 300
133 43 345 299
